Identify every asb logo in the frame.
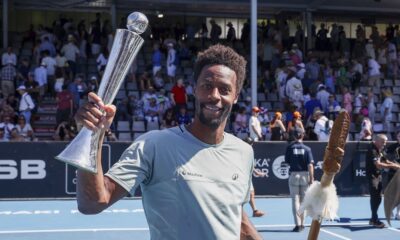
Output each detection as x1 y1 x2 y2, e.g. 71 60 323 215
271 156 290 179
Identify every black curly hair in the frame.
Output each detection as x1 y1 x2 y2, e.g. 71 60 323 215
193 44 247 94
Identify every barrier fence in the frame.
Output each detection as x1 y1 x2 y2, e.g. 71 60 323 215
0 141 374 199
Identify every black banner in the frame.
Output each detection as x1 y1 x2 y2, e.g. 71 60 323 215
0 141 374 199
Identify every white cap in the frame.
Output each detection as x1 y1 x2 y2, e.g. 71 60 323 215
17 85 26 90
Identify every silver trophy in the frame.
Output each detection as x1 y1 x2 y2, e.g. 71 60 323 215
56 12 148 173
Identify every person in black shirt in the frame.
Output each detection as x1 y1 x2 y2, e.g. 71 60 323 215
365 134 400 228
285 127 314 232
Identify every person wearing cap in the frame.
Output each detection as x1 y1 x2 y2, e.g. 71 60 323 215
249 107 262 141
285 66 303 110
269 112 286 141
166 42 177 83
313 109 332 141
287 111 305 142
17 85 35 124
226 22 236 44
284 126 314 232
210 19 222 44
1 59 17 97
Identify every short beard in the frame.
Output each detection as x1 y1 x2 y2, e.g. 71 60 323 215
196 102 231 130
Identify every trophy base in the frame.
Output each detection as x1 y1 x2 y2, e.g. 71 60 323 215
55 155 98 174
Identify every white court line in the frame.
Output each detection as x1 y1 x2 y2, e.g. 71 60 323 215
255 222 369 228
320 229 352 240
0 228 149 234
388 227 400 233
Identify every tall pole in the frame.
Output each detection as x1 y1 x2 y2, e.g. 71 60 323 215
3 0 8 49
110 0 117 30
251 0 257 107
306 10 312 51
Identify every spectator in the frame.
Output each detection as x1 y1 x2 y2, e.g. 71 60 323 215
24 72 40 104
170 78 187 112
342 87 353 116
39 36 56 57
17 85 35 124
249 106 262 141
313 110 332 141
258 107 270 140
9 127 25 142
304 92 322 121
359 114 373 141
152 43 163 76
365 39 376 60
144 97 160 123
160 108 177 129
326 94 341 120
316 84 330 113
1 59 17 97
269 112 286 141
285 66 303 110
56 84 73 125
176 106 191 125
234 107 248 135
34 61 48 101
226 22 236 44
16 115 34 141
380 88 394 133
96 47 108 76
287 111 305 142
16 58 31 84
367 57 381 88
366 88 376 125
1 46 17 66
55 50 68 76
0 115 15 140
166 43 177 83
54 68 65 93
139 71 152 91
153 69 165 91
68 76 83 111
0 127 8 142
210 19 222 44
41 50 57 96
53 121 77 141
61 34 80 78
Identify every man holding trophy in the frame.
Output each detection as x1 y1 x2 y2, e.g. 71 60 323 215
57 12 262 239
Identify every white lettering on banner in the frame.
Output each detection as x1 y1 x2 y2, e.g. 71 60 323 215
0 160 18 179
355 169 366 177
0 160 46 179
21 160 46 179
254 158 270 178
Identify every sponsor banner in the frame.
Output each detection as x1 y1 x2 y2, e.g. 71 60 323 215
0 141 373 199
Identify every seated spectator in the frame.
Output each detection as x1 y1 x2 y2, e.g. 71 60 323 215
87 76 99 92
115 98 133 127
9 127 25 142
359 115 373 141
234 107 248 134
129 94 144 121
0 100 17 123
170 78 187 113
153 69 165 90
0 115 15 140
141 86 157 109
269 112 286 141
144 97 159 123
16 115 34 141
0 127 8 141
53 121 77 141
161 108 177 129
176 106 191 125
54 68 65 93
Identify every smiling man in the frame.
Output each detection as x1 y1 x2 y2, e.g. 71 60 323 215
75 44 262 240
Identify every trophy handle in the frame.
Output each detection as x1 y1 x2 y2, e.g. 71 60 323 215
55 21 146 173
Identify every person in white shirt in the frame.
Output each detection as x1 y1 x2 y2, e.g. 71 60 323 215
42 50 57 96
1 46 17 66
34 62 48 99
0 115 15 140
365 39 376 60
61 35 80 77
380 88 394 133
285 66 303 110
316 84 330 113
296 63 306 80
249 107 262 141
17 85 35 124
166 43 177 83
313 110 332 141
367 57 381 88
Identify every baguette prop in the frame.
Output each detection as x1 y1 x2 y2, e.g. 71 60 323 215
300 110 350 240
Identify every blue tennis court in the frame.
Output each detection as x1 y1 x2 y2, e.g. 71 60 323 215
1 196 399 239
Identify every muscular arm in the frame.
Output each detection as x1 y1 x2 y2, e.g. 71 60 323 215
75 92 128 214
375 159 400 170
241 210 263 240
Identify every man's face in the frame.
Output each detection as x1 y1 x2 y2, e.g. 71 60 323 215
194 64 238 130
375 138 387 150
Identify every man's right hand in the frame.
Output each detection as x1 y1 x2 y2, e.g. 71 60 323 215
75 92 116 131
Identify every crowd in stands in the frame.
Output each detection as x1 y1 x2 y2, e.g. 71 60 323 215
1 12 400 142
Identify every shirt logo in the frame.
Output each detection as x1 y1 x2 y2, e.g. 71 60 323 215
232 173 239 180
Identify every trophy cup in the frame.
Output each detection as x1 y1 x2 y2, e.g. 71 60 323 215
55 12 148 173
